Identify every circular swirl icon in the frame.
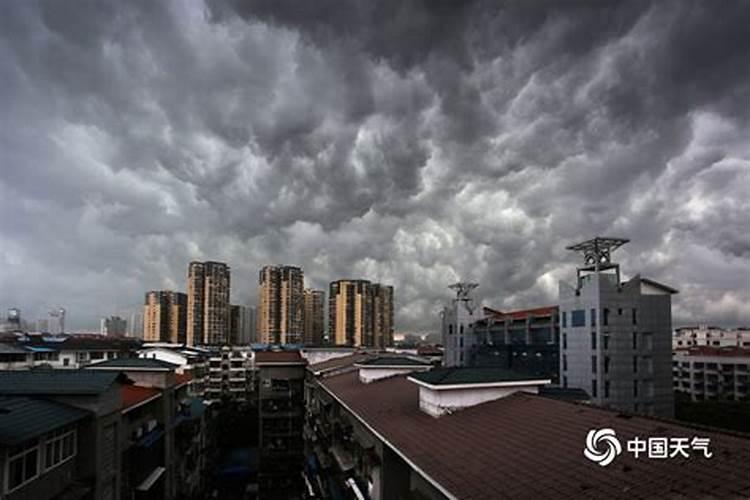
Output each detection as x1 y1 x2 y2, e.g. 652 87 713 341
584 428 622 467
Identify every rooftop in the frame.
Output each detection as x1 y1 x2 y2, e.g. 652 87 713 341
308 352 374 375
254 350 306 364
87 357 179 370
0 397 90 446
122 385 161 412
320 371 750 499
355 356 432 367
675 346 750 358
0 370 127 395
409 367 550 386
481 305 558 321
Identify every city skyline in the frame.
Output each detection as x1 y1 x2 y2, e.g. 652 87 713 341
2 1 750 332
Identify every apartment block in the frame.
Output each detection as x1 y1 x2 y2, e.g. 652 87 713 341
187 261 231 346
673 346 750 401
100 316 127 336
329 280 393 348
230 304 256 345
559 237 677 417
257 266 304 345
144 291 187 343
303 289 325 346
673 325 750 349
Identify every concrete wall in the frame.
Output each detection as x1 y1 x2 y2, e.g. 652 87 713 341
418 385 540 417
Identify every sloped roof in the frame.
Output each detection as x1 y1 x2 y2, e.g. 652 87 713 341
254 350 306 364
307 353 374 375
320 372 750 499
409 367 549 386
87 357 178 370
0 397 90 445
122 385 161 412
0 370 126 395
356 356 432 367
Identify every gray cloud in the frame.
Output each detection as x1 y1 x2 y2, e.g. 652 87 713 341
1 0 750 331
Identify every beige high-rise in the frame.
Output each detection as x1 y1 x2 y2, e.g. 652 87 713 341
187 261 231 345
143 291 187 343
257 266 304 344
303 289 325 345
328 280 394 347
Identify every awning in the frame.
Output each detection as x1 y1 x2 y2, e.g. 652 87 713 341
136 466 165 491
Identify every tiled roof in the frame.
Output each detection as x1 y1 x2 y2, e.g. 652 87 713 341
87 357 179 370
0 370 126 395
0 397 90 446
122 385 161 411
320 372 750 499
255 351 306 364
409 367 549 386
356 356 432 367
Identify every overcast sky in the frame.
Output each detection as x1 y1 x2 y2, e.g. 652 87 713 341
2 0 750 332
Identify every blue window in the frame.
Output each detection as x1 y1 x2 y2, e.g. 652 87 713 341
571 310 586 327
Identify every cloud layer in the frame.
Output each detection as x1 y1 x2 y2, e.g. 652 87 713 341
2 0 750 331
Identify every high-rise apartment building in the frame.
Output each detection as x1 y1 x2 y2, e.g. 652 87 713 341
329 280 394 347
128 311 144 338
230 304 256 345
303 289 325 345
100 315 127 336
372 284 394 349
559 237 677 418
257 266 304 344
187 261 231 345
144 291 187 343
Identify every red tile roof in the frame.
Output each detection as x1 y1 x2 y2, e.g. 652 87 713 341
121 385 160 411
254 350 306 364
320 372 750 499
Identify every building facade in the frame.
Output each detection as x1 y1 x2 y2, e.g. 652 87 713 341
303 289 325 346
674 326 750 349
229 305 255 345
144 291 187 344
100 316 128 336
559 237 677 417
257 266 305 345
673 346 750 401
441 283 479 367
329 280 394 347
187 261 231 346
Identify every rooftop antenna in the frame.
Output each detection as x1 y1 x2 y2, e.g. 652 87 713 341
448 282 478 313
566 236 629 284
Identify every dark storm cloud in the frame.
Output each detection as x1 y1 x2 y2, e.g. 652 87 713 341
1 0 750 330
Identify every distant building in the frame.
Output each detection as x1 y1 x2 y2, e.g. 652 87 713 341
303 289 325 346
144 291 187 343
128 311 144 338
257 265 305 344
187 261 231 346
329 280 394 347
673 346 750 401
441 283 479 367
674 325 750 349
230 304 255 345
471 305 560 382
0 308 23 333
205 346 253 403
100 315 127 336
48 308 65 335
559 237 677 417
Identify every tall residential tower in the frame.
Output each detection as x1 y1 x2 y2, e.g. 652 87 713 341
187 261 231 345
329 280 394 347
303 289 325 345
257 266 304 344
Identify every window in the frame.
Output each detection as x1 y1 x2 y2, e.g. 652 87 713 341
448 324 453 335
44 428 76 470
604 380 610 398
633 380 639 397
563 355 567 371
632 332 638 350
602 335 609 350
591 355 597 374
633 356 638 374
63 358 70 367
618 308 623 316
632 308 637 325
459 337 464 348
604 356 610 374
603 308 609 326
591 331 597 350
562 312 567 328
590 308 596 327
459 324 464 334
562 333 567 350
571 310 586 327
592 380 598 398
6 440 39 493
563 376 568 389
